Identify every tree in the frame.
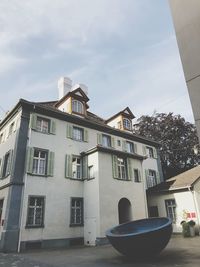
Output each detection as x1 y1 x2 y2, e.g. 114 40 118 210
134 113 199 179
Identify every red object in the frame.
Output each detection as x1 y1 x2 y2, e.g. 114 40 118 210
191 212 196 218
187 213 191 218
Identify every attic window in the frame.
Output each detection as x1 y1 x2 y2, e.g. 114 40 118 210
123 118 131 130
72 100 84 114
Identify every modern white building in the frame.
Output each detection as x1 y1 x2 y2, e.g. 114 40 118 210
169 0 200 141
0 77 163 252
147 165 200 233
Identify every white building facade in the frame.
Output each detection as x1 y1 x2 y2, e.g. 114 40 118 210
0 78 163 252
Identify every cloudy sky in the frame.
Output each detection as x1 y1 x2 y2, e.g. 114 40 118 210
0 0 194 123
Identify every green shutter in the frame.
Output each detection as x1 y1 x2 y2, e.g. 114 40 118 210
66 124 73 139
134 143 137 153
65 154 72 178
84 129 88 142
82 156 88 179
26 147 34 174
153 148 158 159
47 151 54 176
29 113 37 130
112 155 118 178
127 158 133 180
50 120 56 135
143 145 147 156
156 171 160 184
122 140 127 151
97 133 102 145
111 137 115 148
6 149 13 176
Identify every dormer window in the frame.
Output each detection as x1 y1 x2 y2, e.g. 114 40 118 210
72 100 84 114
123 118 131 130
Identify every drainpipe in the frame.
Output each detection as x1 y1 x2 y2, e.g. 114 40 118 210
188 186 200 233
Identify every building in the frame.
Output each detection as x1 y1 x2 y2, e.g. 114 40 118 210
147 165 200 233
169 0 200 142
0 77 163 252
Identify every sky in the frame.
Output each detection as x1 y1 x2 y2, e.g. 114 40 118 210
0 0 194 123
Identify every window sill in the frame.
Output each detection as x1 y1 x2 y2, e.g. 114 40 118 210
25 225 45 229
66 177 84 181
70 224 84 227
114 177 131 181
28 173 52 178
32 129 55 135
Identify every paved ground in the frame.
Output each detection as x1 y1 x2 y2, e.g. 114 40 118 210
0 235 200 267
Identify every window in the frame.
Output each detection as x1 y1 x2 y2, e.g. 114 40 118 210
8 122 15 136
126 141 134 153
73 127 83 141
146 147 154 158
0 133 3 143
33 149 47 175
117 140 121 146
72 100 84 114
165 199 176 223
146 170 157 188
88 165 94 179
117 157 126 180
102 134 111 147
36 117 49 133
70 198 84 226
0 199 4 223
72 157 81 179
123 118 131 130
149 206 159 217
26 196 45 227
2 151 12 178
134 169 141 182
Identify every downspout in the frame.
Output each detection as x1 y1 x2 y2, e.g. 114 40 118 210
188 186 200 233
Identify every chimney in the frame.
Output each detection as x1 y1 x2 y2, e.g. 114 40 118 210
58 77 72 99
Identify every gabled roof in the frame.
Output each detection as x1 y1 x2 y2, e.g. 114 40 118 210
106 107 135 123
55 87 89 108
147 165 200 194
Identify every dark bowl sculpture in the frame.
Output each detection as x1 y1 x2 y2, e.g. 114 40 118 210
106 217 172 258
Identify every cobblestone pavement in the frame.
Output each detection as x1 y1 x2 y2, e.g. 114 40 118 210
0 235 200 267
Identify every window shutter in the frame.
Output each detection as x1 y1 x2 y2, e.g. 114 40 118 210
65 154 72 178
6 149 13 176
84 129 88 142
134 143 137 153
143 145 147 156
97 133 102 145
50 120 56 135
122 140 127 151
47 151 55 176
26 147 34 174
111 137 115 148
29 113 37 130
138 170 142 182
112 155 118 178
0 158 3 179
156 171 160 183
127 158 133 180
82 156 88 179
153 148 158 159
66 124 73 139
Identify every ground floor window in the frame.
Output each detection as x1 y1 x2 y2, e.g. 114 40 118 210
70 198 84 226
149 206 159 217
0 199 4 223
26 196 45 227
165 199 176 223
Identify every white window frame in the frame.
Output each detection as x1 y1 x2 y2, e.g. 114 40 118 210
72 156 82 179
126 141 134 153
102 134 111 147
36 117 49 133
26 196 45 227
147 169 157 187
73 127 83 141
123 118 131 130
70 198 84 226
2 152 11 178
165 199 176 223
32 149 47 175
72 100 84 114
147 146 154 158
117 157 126 180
